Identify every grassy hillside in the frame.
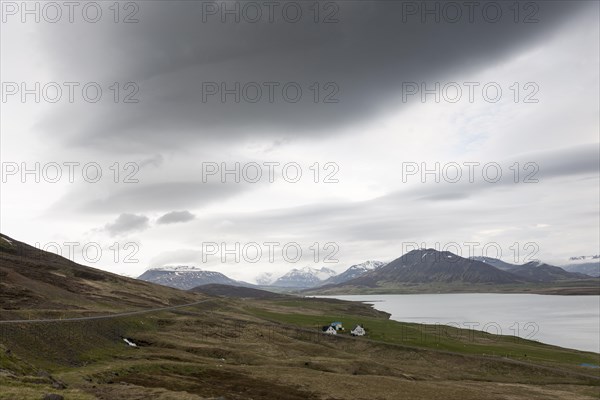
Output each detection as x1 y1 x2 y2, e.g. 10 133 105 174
1 236 598 399
0 234 202 320
1 295 599 399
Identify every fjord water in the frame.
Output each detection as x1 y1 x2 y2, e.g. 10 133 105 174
323 294 600 353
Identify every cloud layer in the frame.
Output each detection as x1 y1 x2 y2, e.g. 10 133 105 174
1 1 598 279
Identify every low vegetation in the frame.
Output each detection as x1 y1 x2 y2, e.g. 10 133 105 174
1 296 599 399
1 236 598 399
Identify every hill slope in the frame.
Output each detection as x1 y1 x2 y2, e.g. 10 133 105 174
0 233 200 318
1 236 599 400
190 283 286 299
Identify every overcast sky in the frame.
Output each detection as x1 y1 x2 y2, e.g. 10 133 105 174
1 1 598 281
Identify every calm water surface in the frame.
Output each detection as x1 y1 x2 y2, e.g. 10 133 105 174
320 294 600 353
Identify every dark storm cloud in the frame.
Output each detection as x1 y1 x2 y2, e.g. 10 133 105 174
157 210 196 224
31 1 591 150
104 213 149 236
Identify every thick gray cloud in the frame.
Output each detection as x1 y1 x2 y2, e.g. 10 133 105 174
31 1 591 151
85 182 244 213
408 143 600 202
51 180 257 215
149 249 203 268
104 213 149 236
178 144 599 246
1 0 597 276
157 210 196 225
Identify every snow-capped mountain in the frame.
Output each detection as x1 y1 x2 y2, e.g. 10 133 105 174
272 266 337 288
320 261 386 286
255 272 276 286
138 266 253 290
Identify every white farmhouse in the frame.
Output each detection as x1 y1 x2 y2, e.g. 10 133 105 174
350 325 366 336
322 325 337 335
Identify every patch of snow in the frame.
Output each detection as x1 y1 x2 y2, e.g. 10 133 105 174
352 260 385 270
1 237 12 245
123 338 137 347
150 265 203 272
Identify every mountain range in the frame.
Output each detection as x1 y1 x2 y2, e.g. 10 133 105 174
339 249 524 287
136 249 599 293
310 249 597 294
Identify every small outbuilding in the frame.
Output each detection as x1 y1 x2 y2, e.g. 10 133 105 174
330 321 344 331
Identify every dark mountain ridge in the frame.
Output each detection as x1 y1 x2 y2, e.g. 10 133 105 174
344 249 526 287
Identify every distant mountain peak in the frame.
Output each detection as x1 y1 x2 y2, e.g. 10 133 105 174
255 272 276 285
271 266 338 288
138 267 253 290
320 260 386 286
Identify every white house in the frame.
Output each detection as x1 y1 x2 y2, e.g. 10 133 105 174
350 325 366 336
322 326 337 335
